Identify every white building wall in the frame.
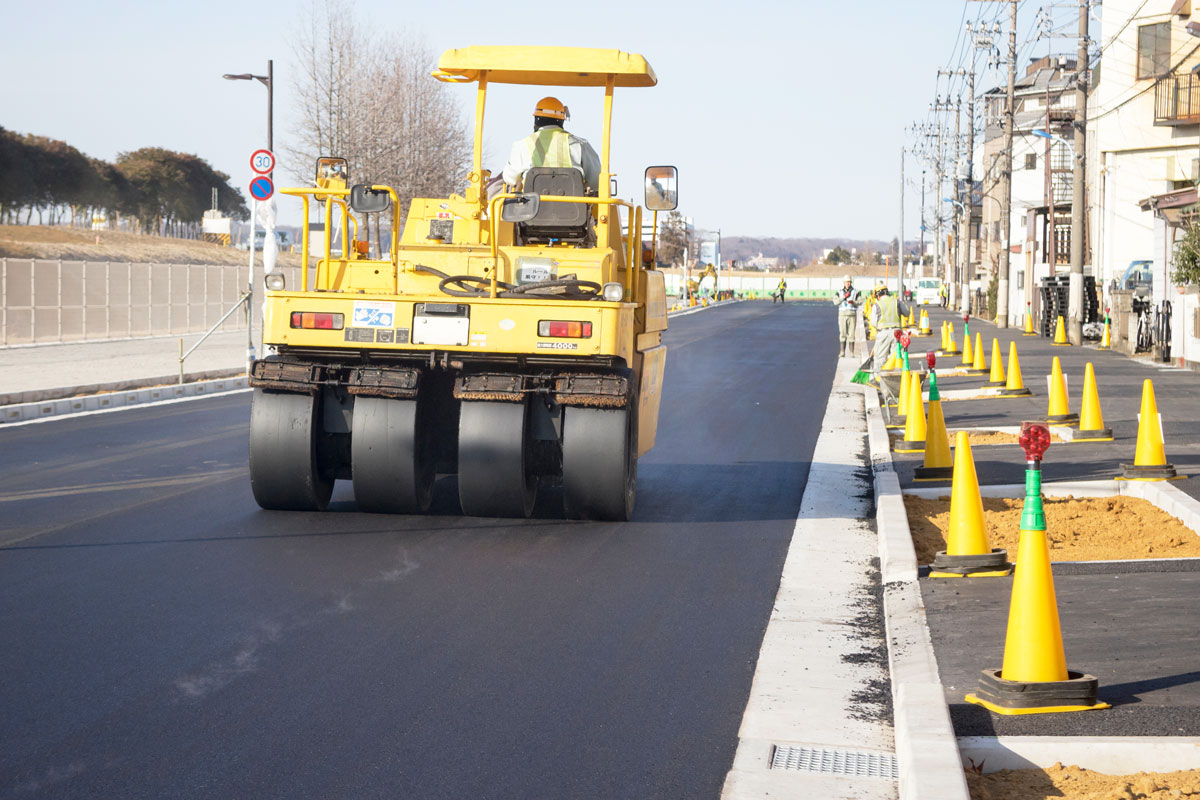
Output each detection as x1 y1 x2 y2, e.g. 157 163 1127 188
1091 0 1200 295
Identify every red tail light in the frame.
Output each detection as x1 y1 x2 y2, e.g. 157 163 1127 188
538 320 592 338
290 312 345 330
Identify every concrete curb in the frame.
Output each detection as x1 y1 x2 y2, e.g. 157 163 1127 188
666 297 741 317
0 376 250 425
863 380 970 800
0 367 245 407
958 736 1200 774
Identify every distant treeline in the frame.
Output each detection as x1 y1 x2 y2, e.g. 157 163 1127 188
0 127 248 236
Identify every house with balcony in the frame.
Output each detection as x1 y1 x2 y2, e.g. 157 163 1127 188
1089 0 1200 362
977 55 1080 325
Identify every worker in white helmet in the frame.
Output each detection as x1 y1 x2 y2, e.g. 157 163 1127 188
834 274 861 357
501 96 601 193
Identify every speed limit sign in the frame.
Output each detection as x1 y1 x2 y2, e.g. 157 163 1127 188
250 149 275 175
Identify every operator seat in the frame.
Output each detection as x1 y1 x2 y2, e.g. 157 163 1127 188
516 167 592 245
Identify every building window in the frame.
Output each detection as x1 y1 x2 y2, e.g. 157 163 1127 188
1137 22 1170 79
1025 153 1038 170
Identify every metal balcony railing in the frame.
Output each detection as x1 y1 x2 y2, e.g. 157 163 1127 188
1154 73 1200 125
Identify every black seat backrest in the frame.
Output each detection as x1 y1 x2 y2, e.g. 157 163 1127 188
519 167 589 241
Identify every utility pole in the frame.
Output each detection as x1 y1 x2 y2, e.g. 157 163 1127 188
961 66 976 315
920 168 927 277
995 0 1018 328
899 146 905 297
1068 0 1089 345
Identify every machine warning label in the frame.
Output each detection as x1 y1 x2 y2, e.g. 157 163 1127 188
352 301 396 328
535 342 578 350
375 328 410 344
344 328 374 343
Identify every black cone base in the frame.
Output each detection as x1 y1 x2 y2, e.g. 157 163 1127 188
997 387 1032 396
1073 428 1113 440
1120 463 1177 479
931 548 1011 575
1047 413 1079 424
971 668 1103 711
913 465 954 481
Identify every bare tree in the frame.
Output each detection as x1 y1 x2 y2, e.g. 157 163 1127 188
288 0 471 251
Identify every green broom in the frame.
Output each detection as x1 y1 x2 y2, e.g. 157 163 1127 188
850 352 875 384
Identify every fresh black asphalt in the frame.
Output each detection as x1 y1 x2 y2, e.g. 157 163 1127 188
0 300 836 800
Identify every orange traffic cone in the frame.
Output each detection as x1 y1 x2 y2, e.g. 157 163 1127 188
914 371 953 481
1072 363 1113 442
930 432 1012 577
1046 357 1077 424
1119 379 1180 479
895 371 927 453
966 435 1109 714
961 325 974 366
997 341 1032 397
986 338 1006 386
971 332 986 373
1052 315 1070 346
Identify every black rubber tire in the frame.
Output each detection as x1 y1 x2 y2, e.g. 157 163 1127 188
563 405 637 521
249 389 333 511
351 397 433 514
457 401 535 518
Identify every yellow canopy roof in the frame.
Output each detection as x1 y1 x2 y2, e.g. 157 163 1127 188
434 46 656 88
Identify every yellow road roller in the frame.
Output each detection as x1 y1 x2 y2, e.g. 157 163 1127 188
248 46 674 520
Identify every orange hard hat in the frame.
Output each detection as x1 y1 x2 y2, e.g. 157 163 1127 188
534 96 568 120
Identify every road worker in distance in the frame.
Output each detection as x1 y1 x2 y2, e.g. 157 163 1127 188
870 285 911 378
502 96 601 194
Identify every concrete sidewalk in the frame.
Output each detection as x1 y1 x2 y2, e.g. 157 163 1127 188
0 329 252 406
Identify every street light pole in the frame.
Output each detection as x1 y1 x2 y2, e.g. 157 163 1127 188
222 59 274 374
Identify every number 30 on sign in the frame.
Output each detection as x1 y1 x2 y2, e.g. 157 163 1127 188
250 149 275 175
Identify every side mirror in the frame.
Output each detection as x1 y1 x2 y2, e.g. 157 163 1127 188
315 156 348 190
501 193 541 223
350 184 391 213
644 166 678 211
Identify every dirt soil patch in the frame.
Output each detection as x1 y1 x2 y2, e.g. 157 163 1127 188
967 763 1200 799
0 224 307 267
904 494 1200 564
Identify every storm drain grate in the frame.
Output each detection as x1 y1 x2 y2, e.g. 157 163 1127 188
769 745 898 779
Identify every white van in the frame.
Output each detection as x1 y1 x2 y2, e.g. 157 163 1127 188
914 278 942 305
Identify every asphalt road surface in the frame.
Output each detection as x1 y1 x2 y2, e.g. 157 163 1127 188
0 301 837 800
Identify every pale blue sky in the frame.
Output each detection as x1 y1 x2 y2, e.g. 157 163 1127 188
2 0 1012 240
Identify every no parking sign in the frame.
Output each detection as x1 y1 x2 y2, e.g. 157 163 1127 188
249 175 274 201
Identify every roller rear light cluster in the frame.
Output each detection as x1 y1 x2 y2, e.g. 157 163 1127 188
538 320 592 338
290 312 345 330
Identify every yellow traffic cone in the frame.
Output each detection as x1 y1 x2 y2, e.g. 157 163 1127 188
1073 363 1113 442
1046 356 1077 424
907 307 916 326
914 371 954 480
960 327 974 366
998 341 1032 396
1052 315 1070 346
986 338 1006 385
895 370 927 453
1099 318 1111 349
919 309 931 336
896 367 911 415
966 439 1109 715
930 432 1012 577
945 323 959 354
971 332 986 373
940 321 948 351
1119 379 1180 479
1023 307 1037 336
